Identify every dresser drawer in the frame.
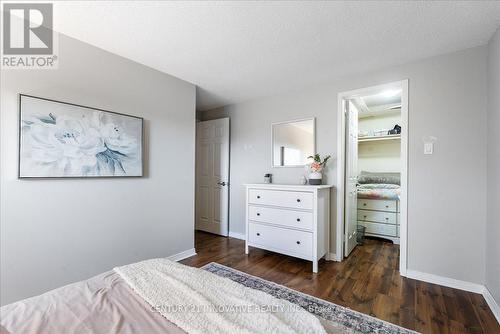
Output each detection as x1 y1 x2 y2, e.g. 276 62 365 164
248 189 313 210
248 205 313 230
248 222 312 259
357 209 397 225
357 199 397 212
358 221 397 237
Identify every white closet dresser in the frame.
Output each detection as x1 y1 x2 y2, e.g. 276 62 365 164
245 184 332 272
357 198 400 244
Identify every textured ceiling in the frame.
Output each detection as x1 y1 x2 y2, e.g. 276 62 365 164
51 1 500 110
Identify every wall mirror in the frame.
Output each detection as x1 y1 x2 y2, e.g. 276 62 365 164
272 118 315 167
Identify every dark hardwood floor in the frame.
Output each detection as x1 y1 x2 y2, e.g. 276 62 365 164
182 231 499 334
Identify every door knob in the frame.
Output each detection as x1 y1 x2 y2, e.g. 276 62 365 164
217 181 228 186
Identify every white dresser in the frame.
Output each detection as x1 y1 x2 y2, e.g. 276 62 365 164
357 198 400 244
245 184 332 273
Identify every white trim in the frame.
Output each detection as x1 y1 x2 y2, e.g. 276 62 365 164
328 252 341 262
228 231 246 240
405 269 484 294
167 248 197 262
483 286 500 324
384 268 499 324
399 79 409 276
335 96 345 262
195 118 230 237
336 80 409 277
244 183 332 190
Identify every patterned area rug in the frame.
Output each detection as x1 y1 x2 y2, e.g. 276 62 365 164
202 262 418 334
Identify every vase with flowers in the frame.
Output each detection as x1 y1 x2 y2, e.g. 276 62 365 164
306 154 331 185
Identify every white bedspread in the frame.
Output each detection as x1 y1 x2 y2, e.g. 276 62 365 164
114 259 326 334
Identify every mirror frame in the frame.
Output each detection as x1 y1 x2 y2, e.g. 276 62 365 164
271 117 316 168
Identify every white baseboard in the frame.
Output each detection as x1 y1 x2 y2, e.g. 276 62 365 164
483 286 500 324
403 270 499 324
171 239 500 323
405 269 484 294
328 252 341 262
167 248 197 262
228 231 245 240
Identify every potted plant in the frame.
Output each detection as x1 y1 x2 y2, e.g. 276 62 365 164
307 154 331 185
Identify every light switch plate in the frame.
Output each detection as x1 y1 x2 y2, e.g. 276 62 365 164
424 142 433 155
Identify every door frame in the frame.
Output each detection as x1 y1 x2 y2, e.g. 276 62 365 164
195 117 230 237
344 101 359 257
335 79 409 276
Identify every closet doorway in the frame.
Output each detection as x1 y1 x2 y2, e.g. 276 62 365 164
336 80 408 276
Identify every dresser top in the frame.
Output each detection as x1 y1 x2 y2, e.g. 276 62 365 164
244 183 333 190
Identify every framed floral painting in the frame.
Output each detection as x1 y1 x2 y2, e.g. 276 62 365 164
19 94 143 178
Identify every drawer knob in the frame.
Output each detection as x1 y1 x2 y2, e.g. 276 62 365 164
296 241 301 245
296 199 301 202
257 196 261 199
363 203 367 206
363 215 367 218
385 205 389 208
385 217 389 220
257 213 260 216
256 233 260 236
296 218 301 222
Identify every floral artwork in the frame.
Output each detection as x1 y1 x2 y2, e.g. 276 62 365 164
19 95 143 178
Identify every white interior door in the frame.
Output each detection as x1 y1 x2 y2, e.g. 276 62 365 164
196 118 230 236
344 100 358 257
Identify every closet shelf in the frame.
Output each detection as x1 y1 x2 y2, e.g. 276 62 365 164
358 134 401 143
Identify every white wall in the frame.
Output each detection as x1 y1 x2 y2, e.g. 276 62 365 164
486 27 500 305
358 140 401 173
200 46 487 285
358 112 401 173
0 34 196 305
358 111 401 135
